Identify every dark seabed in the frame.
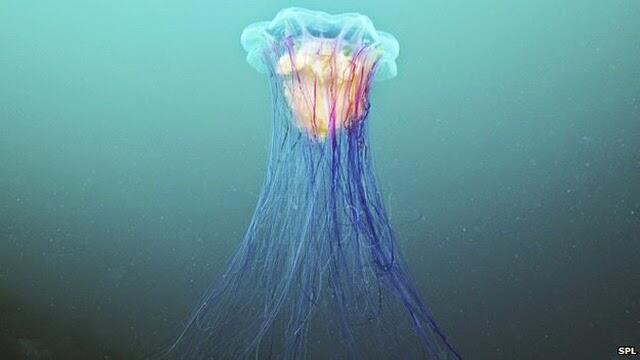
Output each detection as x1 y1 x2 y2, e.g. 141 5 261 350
1 0 639 359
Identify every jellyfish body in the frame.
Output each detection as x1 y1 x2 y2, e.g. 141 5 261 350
168 8 461 359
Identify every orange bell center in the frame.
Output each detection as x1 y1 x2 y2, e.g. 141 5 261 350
276 39 378 140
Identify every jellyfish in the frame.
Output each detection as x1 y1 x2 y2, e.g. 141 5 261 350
166 8 461 360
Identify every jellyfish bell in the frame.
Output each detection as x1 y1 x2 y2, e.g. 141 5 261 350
241 8 400 140
240 8 399 81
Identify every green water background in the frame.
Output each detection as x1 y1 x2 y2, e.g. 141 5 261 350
1 0 639 358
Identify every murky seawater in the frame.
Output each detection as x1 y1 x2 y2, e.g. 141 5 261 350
1 1 639 359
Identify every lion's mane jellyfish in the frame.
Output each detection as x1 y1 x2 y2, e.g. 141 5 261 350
167 8 461 359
